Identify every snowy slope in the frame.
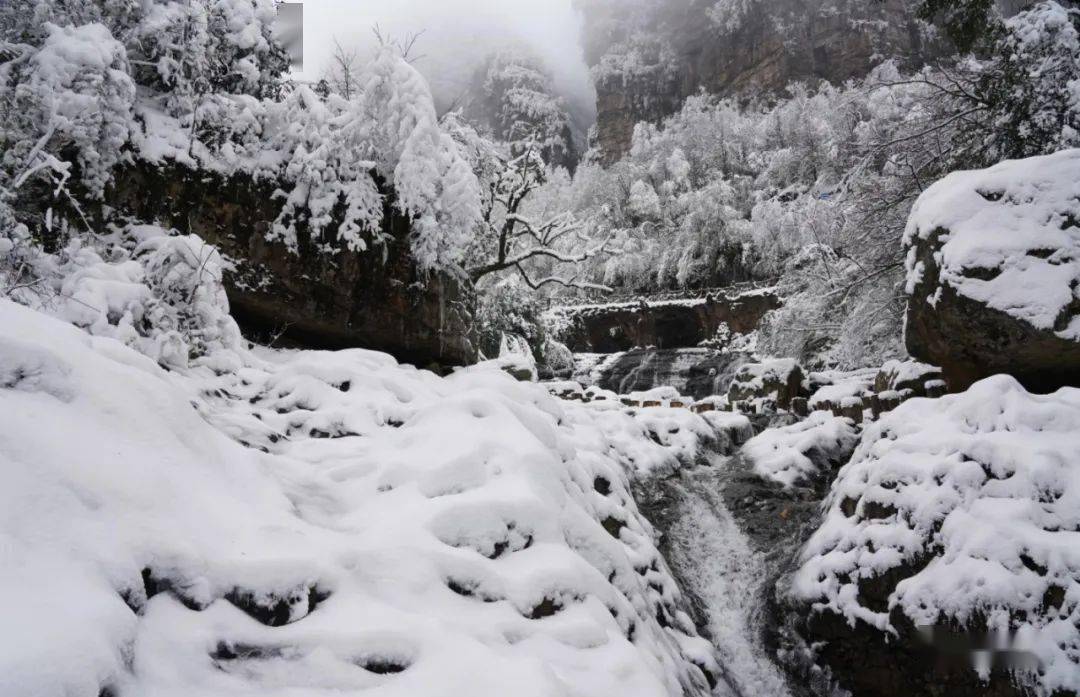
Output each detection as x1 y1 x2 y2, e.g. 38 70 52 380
0 299 730 697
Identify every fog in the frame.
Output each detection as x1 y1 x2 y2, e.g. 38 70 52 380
294 0 597 131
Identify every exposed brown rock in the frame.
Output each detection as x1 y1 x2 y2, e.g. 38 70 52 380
905 226 1080 393
106 162 476 368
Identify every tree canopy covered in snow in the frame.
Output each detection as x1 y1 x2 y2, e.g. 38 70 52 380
535 0 1080 369
0 0 483 281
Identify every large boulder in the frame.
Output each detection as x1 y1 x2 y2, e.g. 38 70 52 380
105 162 477 368
789 375 1080 697
903 150 1080 392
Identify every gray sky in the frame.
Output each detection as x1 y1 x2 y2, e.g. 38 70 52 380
293 0 597 129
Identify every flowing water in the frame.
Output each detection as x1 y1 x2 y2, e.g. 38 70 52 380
637 454 801 697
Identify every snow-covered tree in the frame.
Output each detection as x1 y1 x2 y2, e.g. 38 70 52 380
464 50 577 170
917 0 1000 53
984 1 1080 158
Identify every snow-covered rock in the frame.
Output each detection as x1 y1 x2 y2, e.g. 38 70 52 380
0 300 723 697
794 375 1080 695
727 358 805 411
904 149 1080 392
743 411 859 489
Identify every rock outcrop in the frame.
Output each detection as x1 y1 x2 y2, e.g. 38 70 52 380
552 287 780 353
726 358 806 412
787 376 1080 697
106 163 477 368
904 150 1080 393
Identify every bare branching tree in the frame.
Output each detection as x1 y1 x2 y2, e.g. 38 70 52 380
466 146 613 293
322 38 360 100
371 24 426 64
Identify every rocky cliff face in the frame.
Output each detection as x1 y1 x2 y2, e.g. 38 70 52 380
106 163 477 368
555 288 780 353
581 0 940 162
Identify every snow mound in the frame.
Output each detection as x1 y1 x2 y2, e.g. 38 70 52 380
743 412 859 489
794 376 1080 694
903 149 1080 340
0 300 720 697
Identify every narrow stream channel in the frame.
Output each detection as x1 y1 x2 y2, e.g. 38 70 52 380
637 455 798 697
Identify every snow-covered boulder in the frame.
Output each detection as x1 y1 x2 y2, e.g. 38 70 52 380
904 149 1080 392
727 358 805 411
0 300 722 697
743 411 859 490
792 375 1080 696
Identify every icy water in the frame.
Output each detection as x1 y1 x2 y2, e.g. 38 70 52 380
638 455 795 697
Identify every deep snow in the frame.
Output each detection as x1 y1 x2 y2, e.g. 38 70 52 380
0 299 738 697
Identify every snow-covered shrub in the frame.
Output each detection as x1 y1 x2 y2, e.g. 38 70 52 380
743 411 859 489
265 86 386 253
259 47 481 270
1 22 136 197
46 225 241 369
132 0 287 101
904 148 1080 341
130 227 243 362
795 375 1080 695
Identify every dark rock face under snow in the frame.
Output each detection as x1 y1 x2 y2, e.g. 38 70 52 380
107 163 477 368
903 150 1080 393
554 288 779 354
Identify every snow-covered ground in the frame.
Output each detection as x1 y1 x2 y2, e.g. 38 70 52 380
0 299 739 697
